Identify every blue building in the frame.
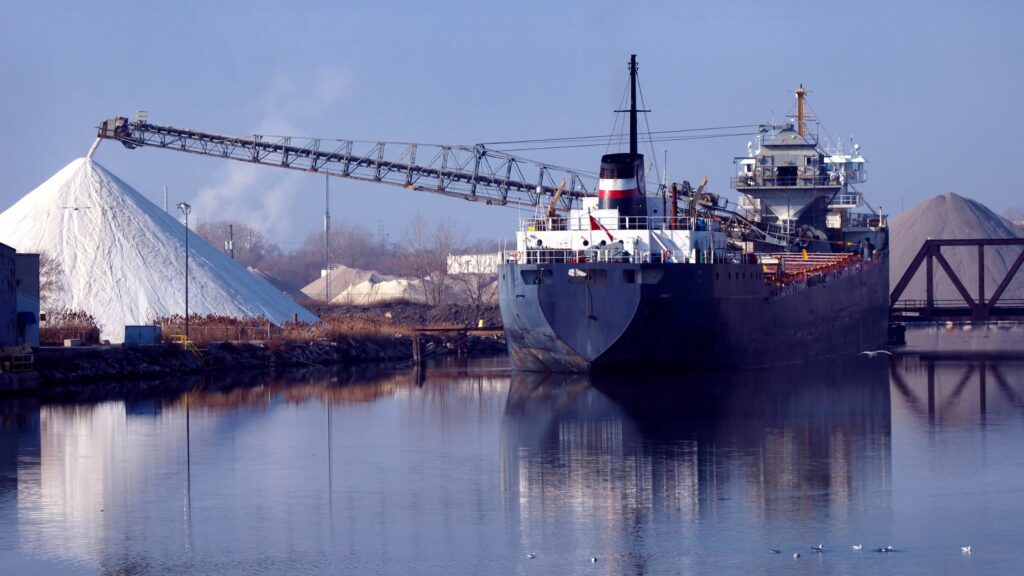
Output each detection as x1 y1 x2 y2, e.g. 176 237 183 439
0 243 40 347
15 253 40 347
0 243 14 346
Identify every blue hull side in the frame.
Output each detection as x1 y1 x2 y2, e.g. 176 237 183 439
498 257 889 372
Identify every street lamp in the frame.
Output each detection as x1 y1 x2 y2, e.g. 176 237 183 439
177 202 191 341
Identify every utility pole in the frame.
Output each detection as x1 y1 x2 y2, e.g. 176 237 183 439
177 202 191 341
225 223 234 259
324 175 331 303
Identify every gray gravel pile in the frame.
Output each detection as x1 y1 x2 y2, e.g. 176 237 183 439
889 192 1024 302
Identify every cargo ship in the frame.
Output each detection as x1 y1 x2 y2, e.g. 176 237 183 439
498 56 889 372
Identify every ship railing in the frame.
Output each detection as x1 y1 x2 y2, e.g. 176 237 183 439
503 249 643 265
501 248 729 265
845 213 885 228
732 174 838 189
892 298 1024 310
764 253 870 293
519 215 712 233
828 193 861 208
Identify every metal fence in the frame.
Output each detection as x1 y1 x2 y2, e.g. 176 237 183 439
157 321 282 345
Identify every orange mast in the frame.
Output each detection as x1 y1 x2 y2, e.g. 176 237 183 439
795 84 807 137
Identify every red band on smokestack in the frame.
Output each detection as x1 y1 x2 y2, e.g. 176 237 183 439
598 189 637 199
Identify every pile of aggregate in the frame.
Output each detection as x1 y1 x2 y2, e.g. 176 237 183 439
889 192 1024 301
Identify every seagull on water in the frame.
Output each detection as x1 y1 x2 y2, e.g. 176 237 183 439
793 552 801 559
852 545 863 551
811 544 824 552
961 546 972 554
590 556 598 563
875 545 896 553
526 553 536 559
859 350 893 358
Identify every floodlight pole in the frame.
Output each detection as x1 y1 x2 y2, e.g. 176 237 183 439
177 202 192 341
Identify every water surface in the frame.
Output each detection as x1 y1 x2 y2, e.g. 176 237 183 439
1 348 1022 575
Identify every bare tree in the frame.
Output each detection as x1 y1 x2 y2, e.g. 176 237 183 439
36 251 64 314
196 220 282 268
399 215 465 306
260 222 390 290
299 223 381 272
447 253 498 310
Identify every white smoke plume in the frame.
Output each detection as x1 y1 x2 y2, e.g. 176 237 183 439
192 67 353 242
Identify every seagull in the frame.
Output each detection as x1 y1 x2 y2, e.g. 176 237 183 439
590 556 598 563
526 553 536 559
793 552 801 559
811 544 824 552
852 545 863 551
859 350 893 358
769 548 781 554
961 546 971 554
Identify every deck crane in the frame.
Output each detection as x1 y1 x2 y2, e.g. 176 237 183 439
96 116 593 211
545 178 566 218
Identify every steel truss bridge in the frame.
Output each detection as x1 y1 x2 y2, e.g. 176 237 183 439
890 238 1024 322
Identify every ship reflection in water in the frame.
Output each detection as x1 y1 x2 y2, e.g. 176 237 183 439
1 352 1024 575
501 359 893 573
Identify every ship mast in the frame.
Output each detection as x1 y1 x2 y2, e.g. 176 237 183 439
616 54 648 156
629 54 638 155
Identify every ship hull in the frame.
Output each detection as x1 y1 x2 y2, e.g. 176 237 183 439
498 257 889 372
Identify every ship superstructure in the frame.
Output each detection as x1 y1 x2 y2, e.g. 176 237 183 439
734 85 881 253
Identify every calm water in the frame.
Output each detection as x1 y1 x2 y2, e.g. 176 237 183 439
2 332 1023 575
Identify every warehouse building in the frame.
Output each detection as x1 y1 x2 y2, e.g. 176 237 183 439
0 243 14 346
0 242 40 347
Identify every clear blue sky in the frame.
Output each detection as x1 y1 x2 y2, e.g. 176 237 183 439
2 0 1021 248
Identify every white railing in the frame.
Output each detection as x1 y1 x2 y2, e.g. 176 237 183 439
520 214 722 233
828 193 861 207
501 248 728 265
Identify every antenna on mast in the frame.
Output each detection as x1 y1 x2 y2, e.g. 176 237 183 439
615 54 650 157
629 54 638 155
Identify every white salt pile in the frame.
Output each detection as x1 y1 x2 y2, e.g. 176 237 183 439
0 158 316 341
331 276 427 305
889 192 1024 301
300 264 396 302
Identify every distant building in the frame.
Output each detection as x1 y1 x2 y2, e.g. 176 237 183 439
447 253 501 275
0 243 15 346
15 253 40 347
